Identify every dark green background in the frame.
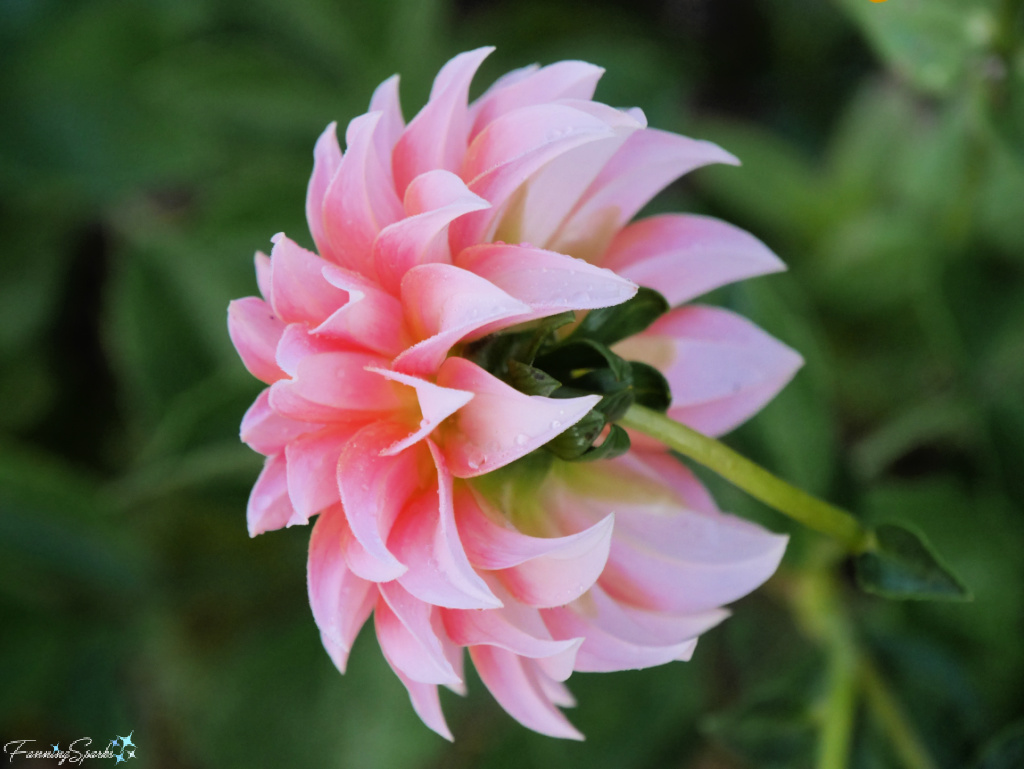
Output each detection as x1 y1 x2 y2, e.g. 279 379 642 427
2 0 1023 766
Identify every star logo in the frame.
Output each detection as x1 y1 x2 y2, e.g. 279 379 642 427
52 744 60 753
118 732 135 750
127 750 135 759
115 752 125 764
112 738 120 748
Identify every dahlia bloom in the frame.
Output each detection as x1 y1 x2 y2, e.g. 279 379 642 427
228 48 801 740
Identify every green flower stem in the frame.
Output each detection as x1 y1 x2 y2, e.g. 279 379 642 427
620 405 871 552
861 657 938 769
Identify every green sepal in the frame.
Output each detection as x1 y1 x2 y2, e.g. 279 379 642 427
569 287 670 346
629 362 672 412
576 424 631 462
855 523 972 601
543 409 606 460
506 360 562 397
535 338 632 384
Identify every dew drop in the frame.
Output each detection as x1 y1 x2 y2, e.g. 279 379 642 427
515 433 528 446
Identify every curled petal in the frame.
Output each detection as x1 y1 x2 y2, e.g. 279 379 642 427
316 264 411 356
385 668 454 742
436 357 601 477
247 453 295 537
268 351 402 423
275 322 337 378
393 264 531 377
470 60 605 140
268 234 349 325
470 646 583 740
457 487 614 608
368 74 405 167
392 47 494 196
603 214 785 305
255 251 272 302
550 128 738 262
451 102 618 252
390 442 502 609
457 242 638 319
285 425 361 523
306 122 343 261
376 582 462 686
323 112 404 278
307 507 376 672
337 422 432 581
241 389 323 456
367 367 474 455
543 585 726 673
228 297 286 384
373 170 490 295
443 608 582 680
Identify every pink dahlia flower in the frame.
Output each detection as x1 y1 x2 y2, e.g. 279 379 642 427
228 47 801 740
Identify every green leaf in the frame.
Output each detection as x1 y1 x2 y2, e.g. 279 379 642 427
702 699 817 767
856 523 972 601
629 362 671 412
569 287 669 346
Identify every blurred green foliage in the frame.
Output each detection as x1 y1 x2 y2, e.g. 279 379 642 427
2 0 1023 767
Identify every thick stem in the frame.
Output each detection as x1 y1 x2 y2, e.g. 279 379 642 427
620 405 871 552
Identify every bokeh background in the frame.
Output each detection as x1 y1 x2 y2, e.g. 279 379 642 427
2 0 1023 766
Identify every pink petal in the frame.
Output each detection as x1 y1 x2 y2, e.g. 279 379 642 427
337 422 432 581
602 214 785 305
543 600 701 673
390 442 502 610
600 508 787 614
322 112 404 278
549 128 739 262
470 646 583 740
246 453 295 537
435 357 602 477
450 103 618 252
267 350 402 423
443 608 582 679
376 582 462 686
275 322 337 378
384 667 454 742
492 103 642 249
240 388 323 456
367 367 474 455
373 170 490 295
306 122 343 262
469 60 605 141
255 251 272 301
393 264 531 377
268 234 349 325
392 47 494 197
316 264 411 356
549 457 788 613
368 74 405 168
457 242 638 317
456 487 614 608
642 305 803 437
228 297 287 384
285 424 360 523
307 506 376 672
